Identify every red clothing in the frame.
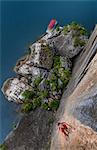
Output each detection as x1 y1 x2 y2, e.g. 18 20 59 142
59 127 68 136
58 122 75 138
62 124 68 130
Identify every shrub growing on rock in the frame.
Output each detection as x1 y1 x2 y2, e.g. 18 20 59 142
74 36 86 47
41 102 49 110
53 55 61 68
63 22 88 48
40 44 53 69
32 98 41 109
21 54 71 113
33 77 42 87
50 81 58 92
0 144 7 150
63 25 69 35
59 68 71 80
48 100 60 111
63 22 88 37
21 103 34 113
22 90 35 101
39 90 49 99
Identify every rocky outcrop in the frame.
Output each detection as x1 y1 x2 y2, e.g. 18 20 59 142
1 21 92 149
4 108 55 150
2 22 88 104
29 41 54 70
14 41 53 76
47 22 88 58
1 77 32 103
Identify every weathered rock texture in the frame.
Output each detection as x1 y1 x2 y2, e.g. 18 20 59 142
1 23 96 150
50 25 97 150
47 25 88 58
1 77 32 103
4 108 54 150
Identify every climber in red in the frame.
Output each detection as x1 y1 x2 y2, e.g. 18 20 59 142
58 122 75 138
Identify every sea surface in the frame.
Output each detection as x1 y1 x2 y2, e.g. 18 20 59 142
0 1 97 143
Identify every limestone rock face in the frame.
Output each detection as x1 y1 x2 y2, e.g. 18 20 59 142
60 56 72 70
16 61 48 78
4 109 54 150
29 41 53 70
1 22 93 150
50 24 97 149
50 117 97 150
1 77 32 103
38 78 48 91
48 31 88 58
72 88 97 132
14 41 53 78
42 23 88 59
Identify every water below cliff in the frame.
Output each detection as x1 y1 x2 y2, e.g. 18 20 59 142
0 1 97 143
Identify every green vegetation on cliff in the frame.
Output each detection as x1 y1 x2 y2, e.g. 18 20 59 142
74 36 86 47
21 54 71 113
63 22 87 36
48 100 60 111
21 103 34 113
0 144 7 150
63 22 87 48
22 90 35 101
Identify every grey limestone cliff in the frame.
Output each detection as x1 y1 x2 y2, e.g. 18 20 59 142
1 22 95 150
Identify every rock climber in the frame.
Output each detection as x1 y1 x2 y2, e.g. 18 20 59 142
58 122 75 138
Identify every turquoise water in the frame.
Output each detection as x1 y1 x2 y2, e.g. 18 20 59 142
0 1 97 143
